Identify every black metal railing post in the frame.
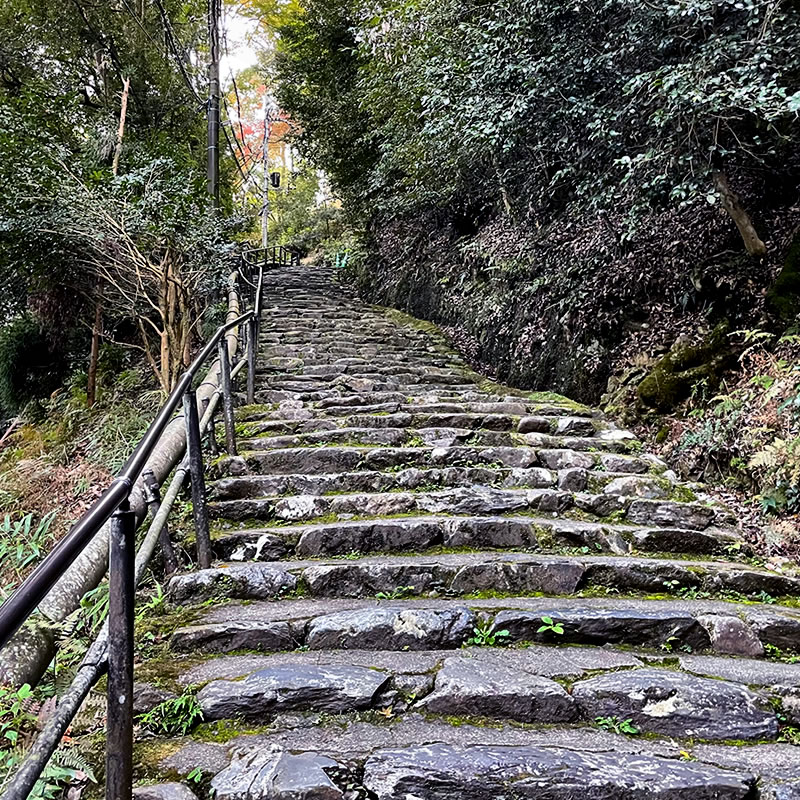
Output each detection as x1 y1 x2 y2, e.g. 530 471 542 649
217 338 237 455
246 317 257 405
183 389 212 569
106 498 135 800
142 469 178 577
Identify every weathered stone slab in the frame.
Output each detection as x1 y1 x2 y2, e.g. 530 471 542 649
572 668 777 740
628 499 715 530
306 607 475 650
557 467 588 491
418 657 576 723
746 611 800 651
604 475 669 499
133 784 198 800
133 683 176 716
303 562 455 597
450 559 585 595
362 743 754 799
296 518 442 557
678 654 800 687
211 750 348 800
441 516 533 548
537 449 596 470
761 782 800 800
197 664 390 721
632 527 739 554
170 621 297 654
168 564 296 604
517 415 551 434
696 615 764 657
582 560 701 593
555 416 596 436
214 531 290 563
492 607 710 649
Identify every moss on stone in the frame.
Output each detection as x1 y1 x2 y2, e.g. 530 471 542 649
636 324 737 412
671 484 698 503
193 719 273 743
133 739 183 781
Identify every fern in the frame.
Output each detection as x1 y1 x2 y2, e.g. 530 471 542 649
138 688 204 736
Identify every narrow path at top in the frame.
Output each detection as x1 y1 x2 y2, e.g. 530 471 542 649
133 265 800 800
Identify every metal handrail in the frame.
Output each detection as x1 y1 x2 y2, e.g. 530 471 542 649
0 309 253 653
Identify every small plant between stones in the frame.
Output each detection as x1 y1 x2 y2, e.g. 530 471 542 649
595 716 640 736
465 624 510 647
537 616 565 636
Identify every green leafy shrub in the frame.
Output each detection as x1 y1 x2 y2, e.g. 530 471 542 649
0 315 69 416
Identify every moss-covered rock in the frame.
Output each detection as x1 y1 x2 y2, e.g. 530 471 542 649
766 227 800 323
636 325 737 412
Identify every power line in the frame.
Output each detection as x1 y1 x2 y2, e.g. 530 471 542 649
152 0 204 103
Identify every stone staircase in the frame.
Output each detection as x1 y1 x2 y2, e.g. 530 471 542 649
131 265 800 800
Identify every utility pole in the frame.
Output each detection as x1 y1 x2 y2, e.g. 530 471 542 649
261 96 270 251
207 0 220 206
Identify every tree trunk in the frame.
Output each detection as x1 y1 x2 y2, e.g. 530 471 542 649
713 171 767 258
86 301 102 407
111 77 130 177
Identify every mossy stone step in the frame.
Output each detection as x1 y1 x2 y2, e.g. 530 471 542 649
168 551 797 618
209 512 743 560
165 596 800 657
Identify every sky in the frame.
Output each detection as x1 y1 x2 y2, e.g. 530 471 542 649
220 3 260 81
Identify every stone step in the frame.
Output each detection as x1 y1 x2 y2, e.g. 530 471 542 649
211 512 741 560
166 596 800 656
258 367 471 385
238 425 521 450
169 551 798 616
260 343 444 357
211 465 686 510
208 485 724 534
256 389 492 405
210 465 554 499
261 380 483 397
214 444 542 476
237 400 589 420
241 412 522 435
184 654 777 742
216 443 656 477
209 464 650 500
258 356 460 370
152 714 799 799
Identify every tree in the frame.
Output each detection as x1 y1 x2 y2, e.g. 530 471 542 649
50 160 237 393
276 0 800 255
0 0 245 404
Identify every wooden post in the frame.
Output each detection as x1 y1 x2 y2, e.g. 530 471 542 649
87 301 102 408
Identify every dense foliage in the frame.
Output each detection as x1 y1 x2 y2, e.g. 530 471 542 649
276 0 800 398
280 0 800 223
276 0 800 533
